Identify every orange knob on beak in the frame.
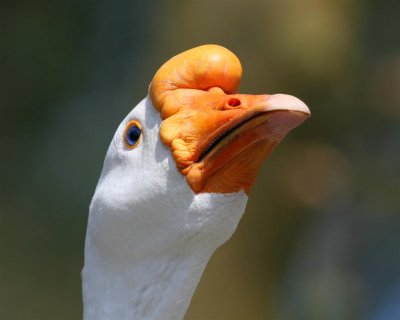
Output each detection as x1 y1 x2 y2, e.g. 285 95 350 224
150 45 310 194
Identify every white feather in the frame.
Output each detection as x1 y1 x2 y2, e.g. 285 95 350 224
82 97 248 320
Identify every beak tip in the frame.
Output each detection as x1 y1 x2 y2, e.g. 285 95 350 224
267 94 311 116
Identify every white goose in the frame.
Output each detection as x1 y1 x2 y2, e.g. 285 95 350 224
82 44 310 320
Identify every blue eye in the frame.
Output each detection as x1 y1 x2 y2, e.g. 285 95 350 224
124 121 142 148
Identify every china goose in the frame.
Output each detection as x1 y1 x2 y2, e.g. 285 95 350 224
82 44 310 320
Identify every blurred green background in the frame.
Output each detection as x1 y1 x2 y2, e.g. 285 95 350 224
1 1 400 319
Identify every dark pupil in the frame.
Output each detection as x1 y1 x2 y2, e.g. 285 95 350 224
126 125 141 146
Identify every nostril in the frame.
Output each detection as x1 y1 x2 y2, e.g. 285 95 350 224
228 98 241 107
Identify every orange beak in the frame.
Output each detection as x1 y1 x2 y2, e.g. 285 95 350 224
149 45 310 194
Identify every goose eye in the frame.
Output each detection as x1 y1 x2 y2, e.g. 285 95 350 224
124 120 142 149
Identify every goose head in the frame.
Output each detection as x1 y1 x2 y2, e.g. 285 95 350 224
83 44 310 320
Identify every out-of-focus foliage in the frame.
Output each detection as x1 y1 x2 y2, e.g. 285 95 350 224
1 1 399 319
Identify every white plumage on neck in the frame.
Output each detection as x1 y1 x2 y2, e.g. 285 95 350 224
82 97 248 320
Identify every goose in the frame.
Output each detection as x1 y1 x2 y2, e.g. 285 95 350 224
82 44 310 320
